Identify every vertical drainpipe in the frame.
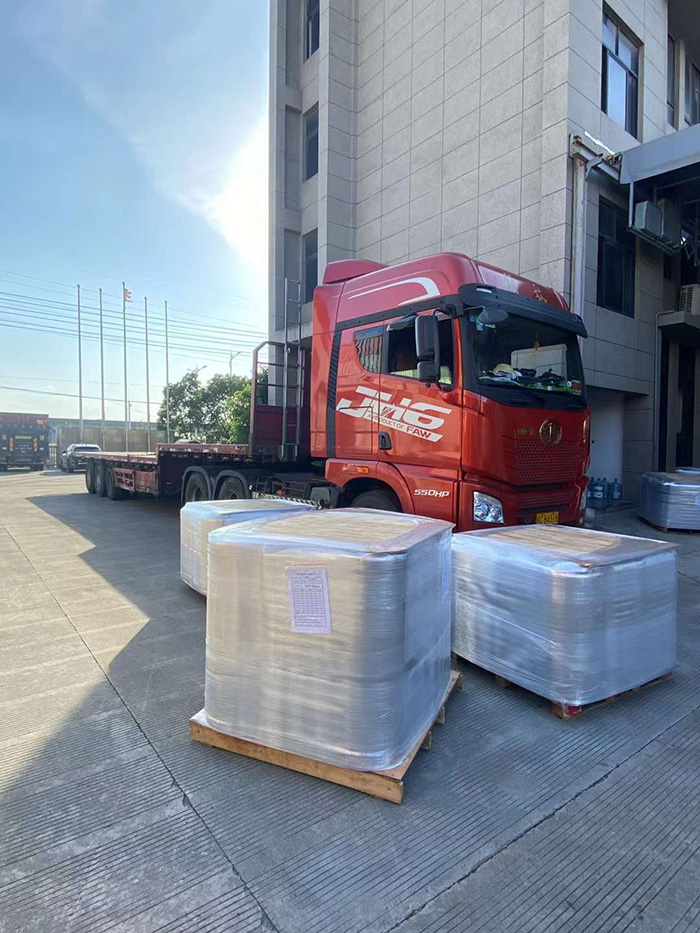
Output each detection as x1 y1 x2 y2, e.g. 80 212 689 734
570 154 588 327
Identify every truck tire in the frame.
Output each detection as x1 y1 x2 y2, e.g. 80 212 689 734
184 472 209 502
105 466 128 500
66 459 74 473
350 488 401 512
85 461 97 494
216 476 247 500
94 462 107 497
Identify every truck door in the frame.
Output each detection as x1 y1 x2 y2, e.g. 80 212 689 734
379 312 462 515
333 323 382 458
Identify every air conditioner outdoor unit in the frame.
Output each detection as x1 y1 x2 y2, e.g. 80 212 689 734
679 284 700 315
634 201 662 238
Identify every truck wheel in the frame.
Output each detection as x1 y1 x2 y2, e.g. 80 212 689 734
94 462 107 497
85 461 97 494
350 488 401 512
217 476 247 500
105 466 128 500
66 459 74 473
184 472 209 502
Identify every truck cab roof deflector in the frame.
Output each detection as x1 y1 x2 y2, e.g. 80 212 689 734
459 284 587 338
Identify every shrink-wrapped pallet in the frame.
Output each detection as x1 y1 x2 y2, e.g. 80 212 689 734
180 499 315 594
451 525 676 708
204 509 453 771
640 472 700 530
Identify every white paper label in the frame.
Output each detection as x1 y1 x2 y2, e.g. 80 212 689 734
286 567 332 634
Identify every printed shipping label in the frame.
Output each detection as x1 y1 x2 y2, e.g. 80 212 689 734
286 566 332 634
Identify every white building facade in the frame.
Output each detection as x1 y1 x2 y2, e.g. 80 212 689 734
269 0 700 498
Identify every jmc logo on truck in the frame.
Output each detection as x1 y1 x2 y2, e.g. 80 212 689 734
337 386 451 443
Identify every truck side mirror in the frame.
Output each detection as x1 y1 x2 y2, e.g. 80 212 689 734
415 315 440 384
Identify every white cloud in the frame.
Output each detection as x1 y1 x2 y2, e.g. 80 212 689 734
189 119 268 274
16 0 269 275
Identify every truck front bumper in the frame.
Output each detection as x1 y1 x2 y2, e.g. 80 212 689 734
458 478 586 531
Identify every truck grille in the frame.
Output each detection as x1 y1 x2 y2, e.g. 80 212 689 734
518 488 571 511
514 439 580 485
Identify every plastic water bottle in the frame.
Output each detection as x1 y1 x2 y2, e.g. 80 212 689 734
592 477 604 500
612 478 622 500
602 476 610 500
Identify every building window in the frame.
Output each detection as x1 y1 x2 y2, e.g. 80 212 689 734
303 106 319 180
597 198 636 318
685 60 700 126
667 35 676 126
302 230 318 303
305 0 319 59
601 9 639 138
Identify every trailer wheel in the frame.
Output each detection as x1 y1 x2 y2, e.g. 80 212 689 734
350 488 401 512
85 461 97 494
94 462 107 497
216 476 247 500
184 472 209 502
105 466 128 500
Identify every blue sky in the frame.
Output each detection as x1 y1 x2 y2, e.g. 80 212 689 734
0 0 269 421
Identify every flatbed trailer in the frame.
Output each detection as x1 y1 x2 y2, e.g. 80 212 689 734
82 443 284 503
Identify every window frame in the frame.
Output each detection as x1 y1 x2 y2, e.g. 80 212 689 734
302 229 318 304
667 34 676 127
305 0 320 59
601 8 640 138
597 197 637 318
685 59 700 127
303 105 319 180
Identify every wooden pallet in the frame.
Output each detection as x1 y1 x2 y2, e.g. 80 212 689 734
451 653 673 720
641 517 699 535
189 669 463 804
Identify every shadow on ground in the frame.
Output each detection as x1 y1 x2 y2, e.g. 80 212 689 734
1 472 700 933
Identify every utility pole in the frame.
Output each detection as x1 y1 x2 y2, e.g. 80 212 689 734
77 285 83 441
229 350 241 376
164 301 171 443
122 282 129 452
99 287 106 448
144 296 151 451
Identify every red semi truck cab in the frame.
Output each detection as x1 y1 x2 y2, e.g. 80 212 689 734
311 253 590 531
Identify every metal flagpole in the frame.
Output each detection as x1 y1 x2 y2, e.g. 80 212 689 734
122 282 129 452
99 288 106 448
164 300 171 443
144 296 151 451
77 284 83 441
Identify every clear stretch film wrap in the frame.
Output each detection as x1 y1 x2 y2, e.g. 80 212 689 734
640 472 700 530
180 499 316 595
204 509 454 771
451 525 676 707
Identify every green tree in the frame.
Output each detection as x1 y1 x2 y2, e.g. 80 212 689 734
157 370 203 438
223 383 252 443
157 371 252 442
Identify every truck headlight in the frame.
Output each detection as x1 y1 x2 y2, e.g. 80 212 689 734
473 491 504 524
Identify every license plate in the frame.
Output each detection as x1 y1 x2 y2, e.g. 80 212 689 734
536 510 559 524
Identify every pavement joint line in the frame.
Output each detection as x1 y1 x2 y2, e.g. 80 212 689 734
2 503 282 933
382 698 700 933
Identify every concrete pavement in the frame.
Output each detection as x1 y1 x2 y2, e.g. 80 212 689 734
1 469 699 933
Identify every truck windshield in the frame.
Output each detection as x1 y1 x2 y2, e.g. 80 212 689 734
465 311 585 408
